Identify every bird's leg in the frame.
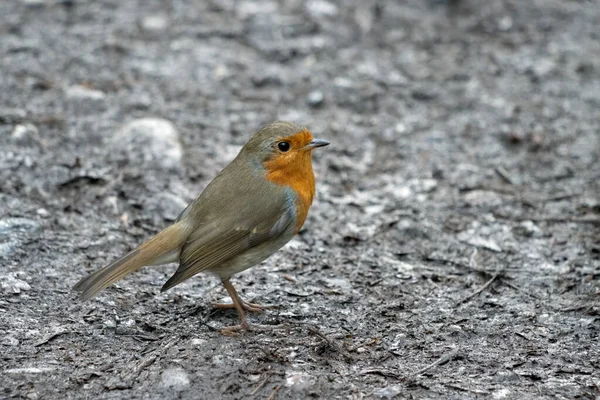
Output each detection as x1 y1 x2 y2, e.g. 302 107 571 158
218 278 252 334
217 278 285 335
213 280 276 313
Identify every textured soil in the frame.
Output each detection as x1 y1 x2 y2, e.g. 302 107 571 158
1 0 599 399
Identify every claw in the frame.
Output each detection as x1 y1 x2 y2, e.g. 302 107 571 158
213 301 276 313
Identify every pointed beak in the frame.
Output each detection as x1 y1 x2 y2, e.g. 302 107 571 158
305 139 330 150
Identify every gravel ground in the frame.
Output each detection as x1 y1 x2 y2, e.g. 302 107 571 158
1 0 599 399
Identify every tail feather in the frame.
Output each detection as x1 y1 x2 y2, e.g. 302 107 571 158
74 221 188 301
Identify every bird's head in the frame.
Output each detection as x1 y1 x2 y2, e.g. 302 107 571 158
241 121 329 173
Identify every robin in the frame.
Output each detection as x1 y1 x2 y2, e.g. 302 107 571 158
74 121 329 333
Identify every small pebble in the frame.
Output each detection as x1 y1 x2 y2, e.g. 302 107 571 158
2 336 19 346
66 85 106 115
307 91 324 107
0 108 27 124
141 15 168 32
373 385 403 399
160 368 190 390
12 123 39 142
285 372 315 390
306 0 338 17
1 274 32 294
112 118 183 170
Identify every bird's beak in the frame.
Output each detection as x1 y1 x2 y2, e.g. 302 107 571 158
305 139 330 150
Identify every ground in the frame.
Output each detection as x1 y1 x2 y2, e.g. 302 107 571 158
1 0 599 399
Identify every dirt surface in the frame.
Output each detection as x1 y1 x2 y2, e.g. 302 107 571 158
1 0 599 398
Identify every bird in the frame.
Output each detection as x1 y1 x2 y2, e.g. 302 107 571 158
73 121 329 334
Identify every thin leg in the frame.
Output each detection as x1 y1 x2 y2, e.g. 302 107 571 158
218 278 282 335
219 278 249 334
213 295 275 313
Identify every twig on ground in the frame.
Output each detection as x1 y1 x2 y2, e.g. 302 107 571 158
250 375 269 395
445 383 489 394
306 325 353 363
456 270 501 306
500 278 542 300
307 325 339 351
266 385 280 400
414 348 460 376
34 328 69 347
495 166 516 185
361 368 401 380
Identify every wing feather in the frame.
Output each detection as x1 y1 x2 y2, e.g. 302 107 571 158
161 204 295 291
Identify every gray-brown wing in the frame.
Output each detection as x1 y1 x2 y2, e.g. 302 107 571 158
161 200 295 292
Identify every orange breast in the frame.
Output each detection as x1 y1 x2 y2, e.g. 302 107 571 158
264 130 316 231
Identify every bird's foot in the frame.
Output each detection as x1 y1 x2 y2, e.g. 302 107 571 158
213 300 276 313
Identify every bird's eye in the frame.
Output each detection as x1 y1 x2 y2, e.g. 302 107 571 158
277 142 290 152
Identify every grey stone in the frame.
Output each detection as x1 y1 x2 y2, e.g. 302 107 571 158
65 85 106 115
0 108 27 124
112 118 183 170
140 15 168 32
160 368 190 390
307 90 324 107
1 274 32 294
373 385 403 399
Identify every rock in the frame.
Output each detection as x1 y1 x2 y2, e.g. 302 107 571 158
103 319 116 329
65 85 106 115
492 388 511 399
307 90 324 107
285 371 315 390
1 275 32 294
0 108 27 124
12 123 39 143
2 335 19 346
21 0 45 8
498 16 513 31
343 222 378 241
112 118 183 170
463 190 502 207
160 368 190 390
322 277 352 291
140 15 168 32
306 0 338 17
0 218 42 257
5 367 55 374
513 220 542 238
373 385 403 398
458 234 503 252
36 208 49 218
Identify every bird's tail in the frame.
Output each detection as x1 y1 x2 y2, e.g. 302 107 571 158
73 221 189 301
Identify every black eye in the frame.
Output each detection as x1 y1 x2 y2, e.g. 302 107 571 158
277 142 290 152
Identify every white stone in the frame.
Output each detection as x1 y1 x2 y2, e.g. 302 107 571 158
6 367 55 374
141 15 168 32
1 275 31 293
285 371 315 390
2 336 19 346
12 123 38 141
306 0 338 17
492 388 511 399
66 85 105 101
373 385 402 399
66 85 106 115
160 368 190 390
113 118 183 170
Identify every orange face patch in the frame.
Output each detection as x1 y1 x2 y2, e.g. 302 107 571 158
263 129 316 231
